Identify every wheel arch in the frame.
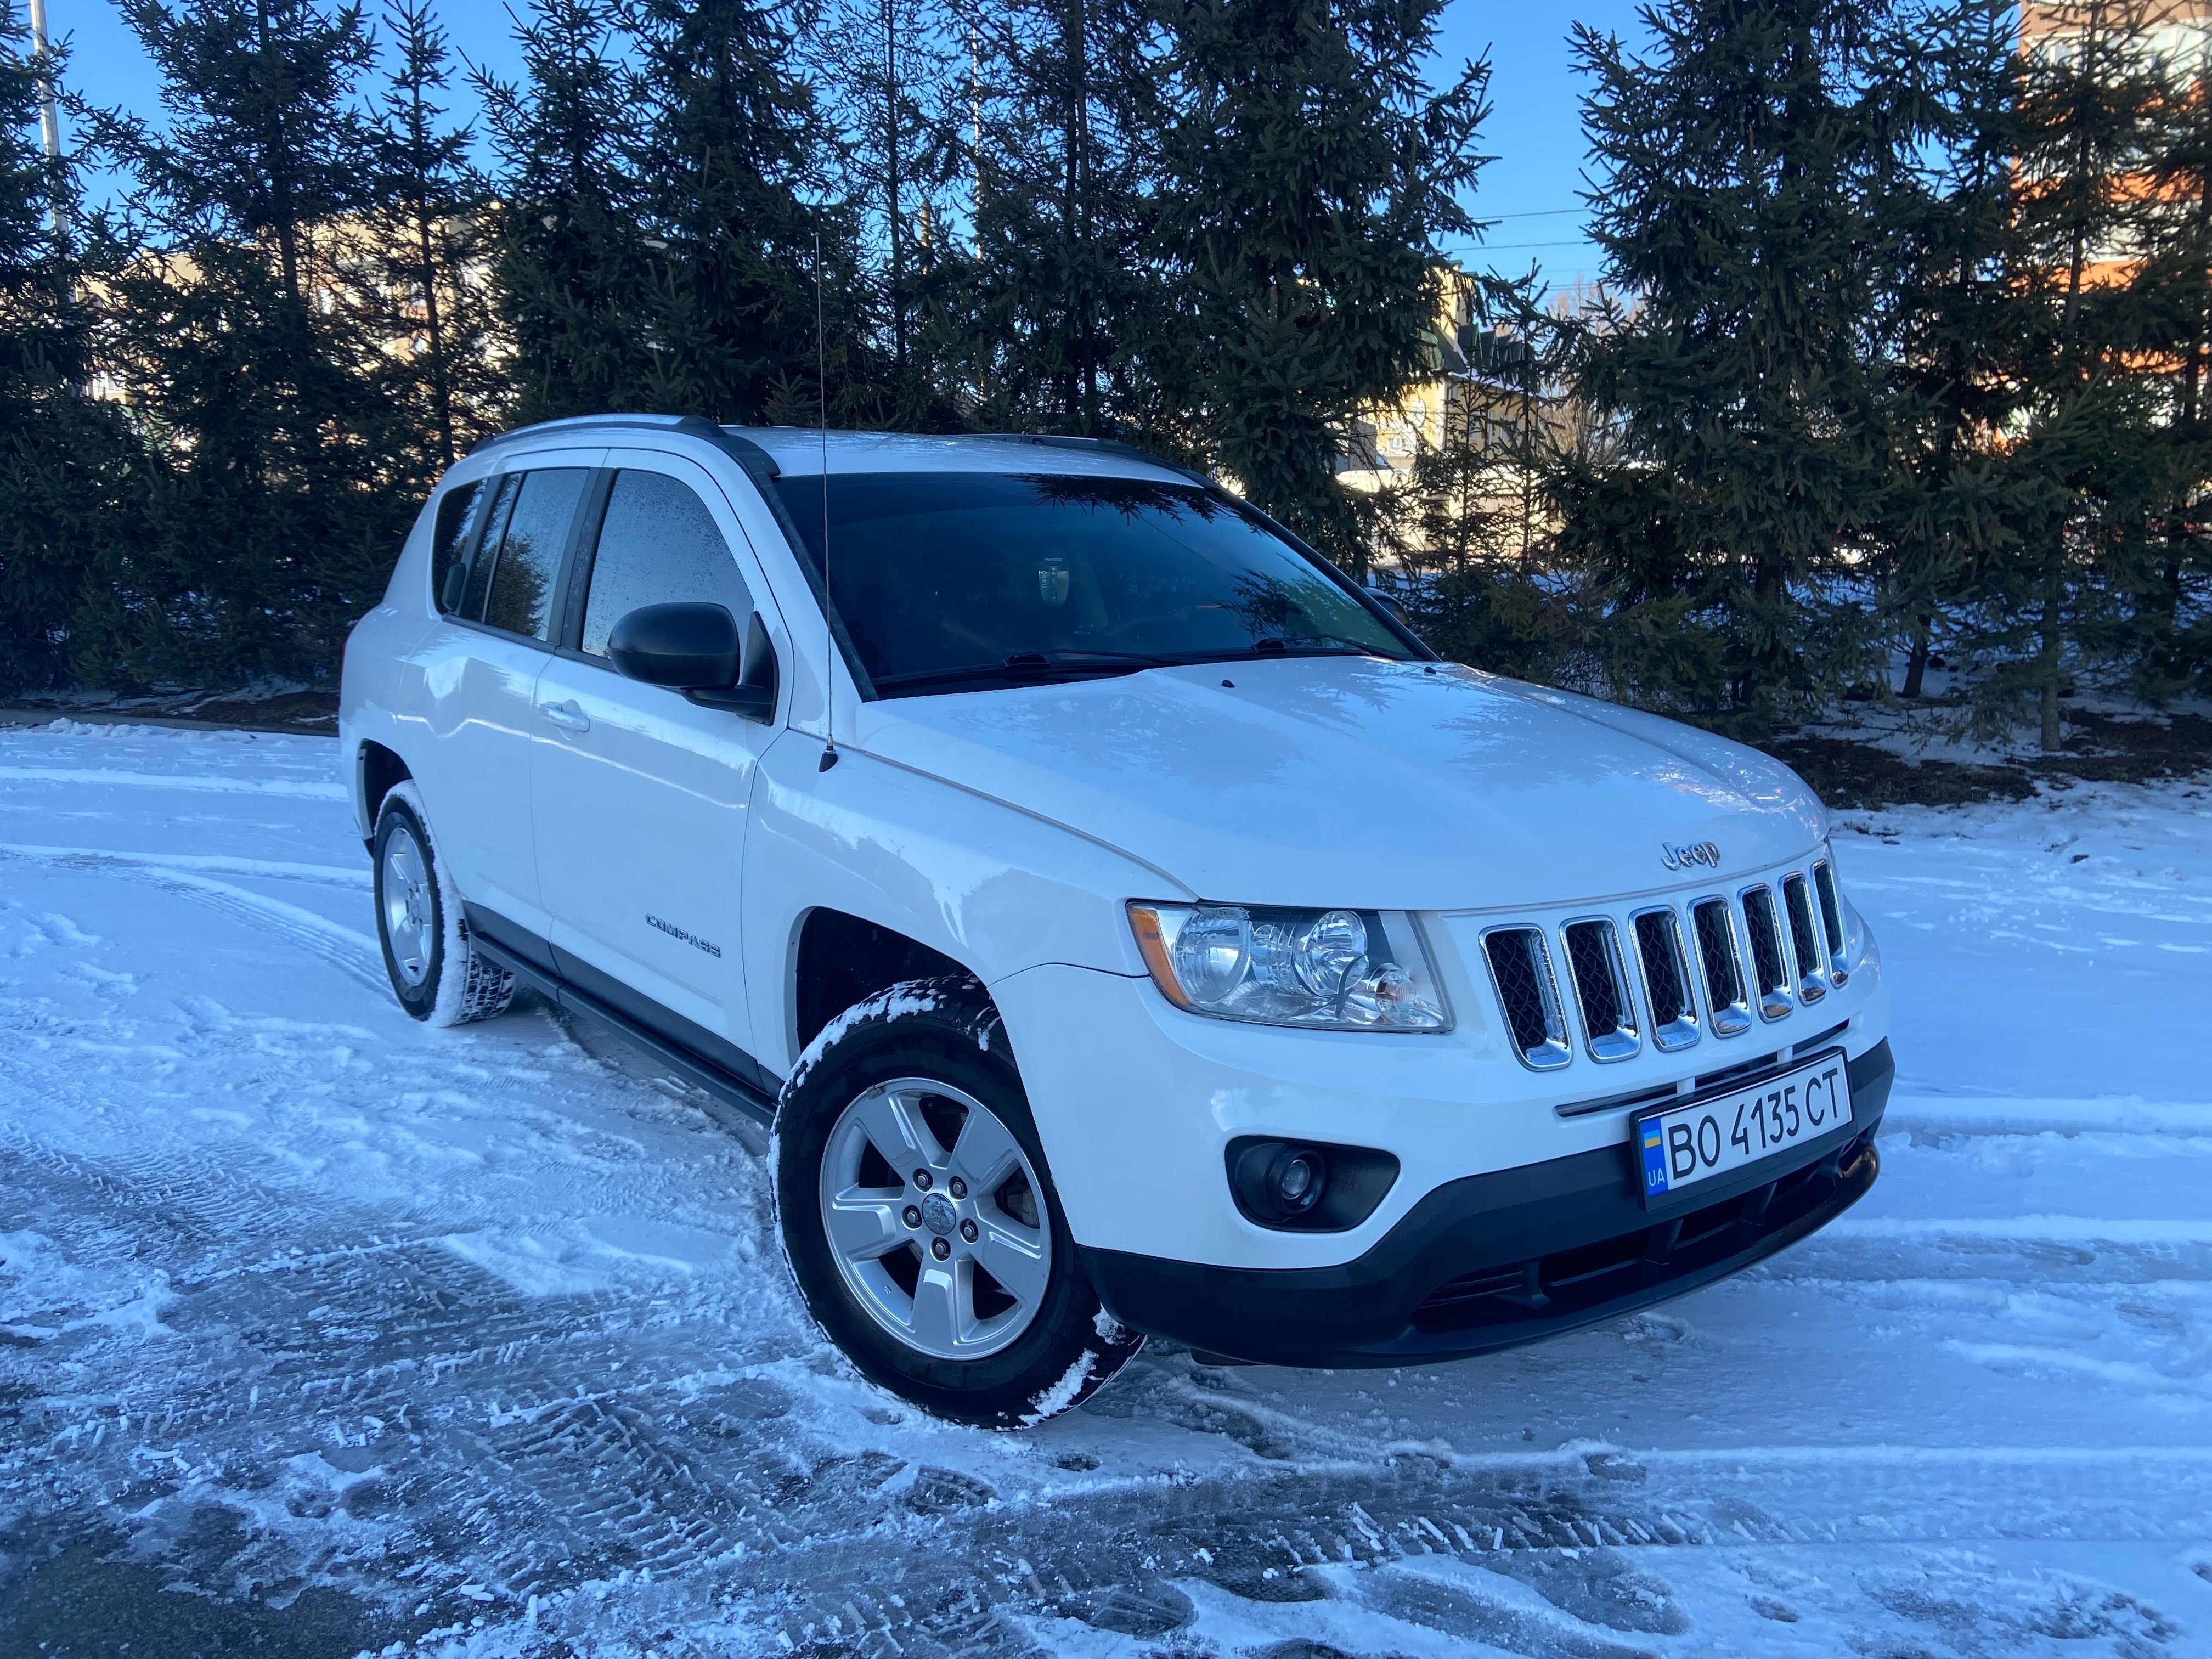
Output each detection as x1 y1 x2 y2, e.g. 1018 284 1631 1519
791 907 979 1058
356 740 413 844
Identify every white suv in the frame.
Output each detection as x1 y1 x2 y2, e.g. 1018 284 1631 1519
341 414 1893 1425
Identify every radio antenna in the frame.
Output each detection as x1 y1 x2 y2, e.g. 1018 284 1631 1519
815 230 839 773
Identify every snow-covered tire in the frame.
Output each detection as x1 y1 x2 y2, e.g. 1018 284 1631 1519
772 976 1142 1427
373 783 514 1027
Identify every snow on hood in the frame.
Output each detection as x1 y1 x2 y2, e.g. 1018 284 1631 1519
853 657 1827 912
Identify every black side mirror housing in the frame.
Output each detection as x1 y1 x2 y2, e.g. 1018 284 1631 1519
608 602 777 724
1365 586 1411 629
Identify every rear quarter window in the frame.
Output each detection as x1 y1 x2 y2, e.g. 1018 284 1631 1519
430 480 486 613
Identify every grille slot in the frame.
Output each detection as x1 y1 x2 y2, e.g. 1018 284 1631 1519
1481 927 1572 1070
1631 907 1701 1051
1781 873 1830 1003
1740 885 1794 1021
1690 896 1753 1037
1561 919 1639 1062
1812 859 1848 986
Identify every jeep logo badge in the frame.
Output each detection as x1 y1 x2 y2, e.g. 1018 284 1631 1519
1661 840 1721 872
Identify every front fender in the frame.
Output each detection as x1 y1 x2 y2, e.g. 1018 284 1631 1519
741 731 1176 1076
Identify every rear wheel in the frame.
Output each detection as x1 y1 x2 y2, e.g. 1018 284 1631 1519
373 786 514 1026
774 977 1141 1426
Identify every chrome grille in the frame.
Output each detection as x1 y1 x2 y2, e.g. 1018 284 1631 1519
1781 873 1829 1003
1739 884 1794 1022
1689 896 1753 1037
1812 859 1848 986
1466 855 1854 1076
1481 927 1572 1070
1561 918 1639 1062
1631 908 1701 1051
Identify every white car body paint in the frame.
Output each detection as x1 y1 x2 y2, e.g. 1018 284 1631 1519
341 416 1891 1337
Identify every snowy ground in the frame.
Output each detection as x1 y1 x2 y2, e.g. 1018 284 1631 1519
1 720 2208 1659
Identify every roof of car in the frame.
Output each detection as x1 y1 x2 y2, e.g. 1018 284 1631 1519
470 413 1210 488
735 427 1207 484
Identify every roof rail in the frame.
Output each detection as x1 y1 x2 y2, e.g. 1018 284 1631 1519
469 413 785 481
966 431 1214 489
467 408 809 577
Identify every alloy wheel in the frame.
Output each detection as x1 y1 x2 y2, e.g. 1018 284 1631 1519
816 1077 1052 1361
381 823 435 988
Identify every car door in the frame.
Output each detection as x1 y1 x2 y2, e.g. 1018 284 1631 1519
530 453 780 1072
414 456 596 944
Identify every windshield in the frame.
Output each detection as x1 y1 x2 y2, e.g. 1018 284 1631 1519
770 471 1415 696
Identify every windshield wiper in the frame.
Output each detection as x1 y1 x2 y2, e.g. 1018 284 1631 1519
1003 650 1174 669
873 650 1173 692
1252 634 1381 655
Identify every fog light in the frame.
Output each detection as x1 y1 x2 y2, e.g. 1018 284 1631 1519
1274 1149 1323 1210
1232 1139 1330 1224
1226 1136 1400 1232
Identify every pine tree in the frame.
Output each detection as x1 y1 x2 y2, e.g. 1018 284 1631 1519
1385 318 1571 682
630 0 862 423
1153 0 1489 576
943 0 1170 439
478 0 655 421
1867 0 2025 704
0 17 140 693
813 0 961 422
87 0 401 686
1960 0 2173 749
363 0 506 472
2132 14 2212 700
1562 0 1940 729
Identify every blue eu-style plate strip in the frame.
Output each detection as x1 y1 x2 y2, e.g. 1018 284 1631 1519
1640 1118 1669 1197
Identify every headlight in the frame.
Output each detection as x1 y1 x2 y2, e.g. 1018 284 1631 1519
1127 902 1452 1031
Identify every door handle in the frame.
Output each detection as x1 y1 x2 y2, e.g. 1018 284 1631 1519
539 699 590 732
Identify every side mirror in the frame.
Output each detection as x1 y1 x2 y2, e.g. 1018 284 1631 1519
1366 586 1412 629
608 602 777 724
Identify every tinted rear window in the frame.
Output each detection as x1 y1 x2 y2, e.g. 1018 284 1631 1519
480 469 589 640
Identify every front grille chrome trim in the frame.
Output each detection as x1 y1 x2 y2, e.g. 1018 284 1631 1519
1479 926 1573 1071
1629 906 1701 1052
1780 872 1831 1005
1812 858 1849 988
1560 916 1641 1063
1739 884 1795 1023
1689 895 1753 1038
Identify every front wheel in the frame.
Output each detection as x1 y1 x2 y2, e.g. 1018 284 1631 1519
773 978 1141 1426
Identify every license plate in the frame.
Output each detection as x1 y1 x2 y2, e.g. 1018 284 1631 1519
1636 1049 1852 1203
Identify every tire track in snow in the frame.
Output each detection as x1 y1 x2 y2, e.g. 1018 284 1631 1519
12 1024 2204 1652
0 844 385 993
0 843 368 889
0 765 347 800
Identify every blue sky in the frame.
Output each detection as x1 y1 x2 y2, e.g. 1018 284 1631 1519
34 0 1646 292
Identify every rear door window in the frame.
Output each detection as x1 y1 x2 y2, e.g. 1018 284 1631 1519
579 470 753 658
478 469 590 640
459 473 520 621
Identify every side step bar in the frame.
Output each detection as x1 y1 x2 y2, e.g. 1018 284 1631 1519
468 935 779 1132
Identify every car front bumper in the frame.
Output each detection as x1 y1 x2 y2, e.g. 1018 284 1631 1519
1082 1038 1893 1368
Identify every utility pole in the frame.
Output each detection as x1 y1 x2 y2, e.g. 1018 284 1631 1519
26 0 63 236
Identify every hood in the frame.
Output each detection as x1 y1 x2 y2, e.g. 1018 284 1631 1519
852 658 1827 912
